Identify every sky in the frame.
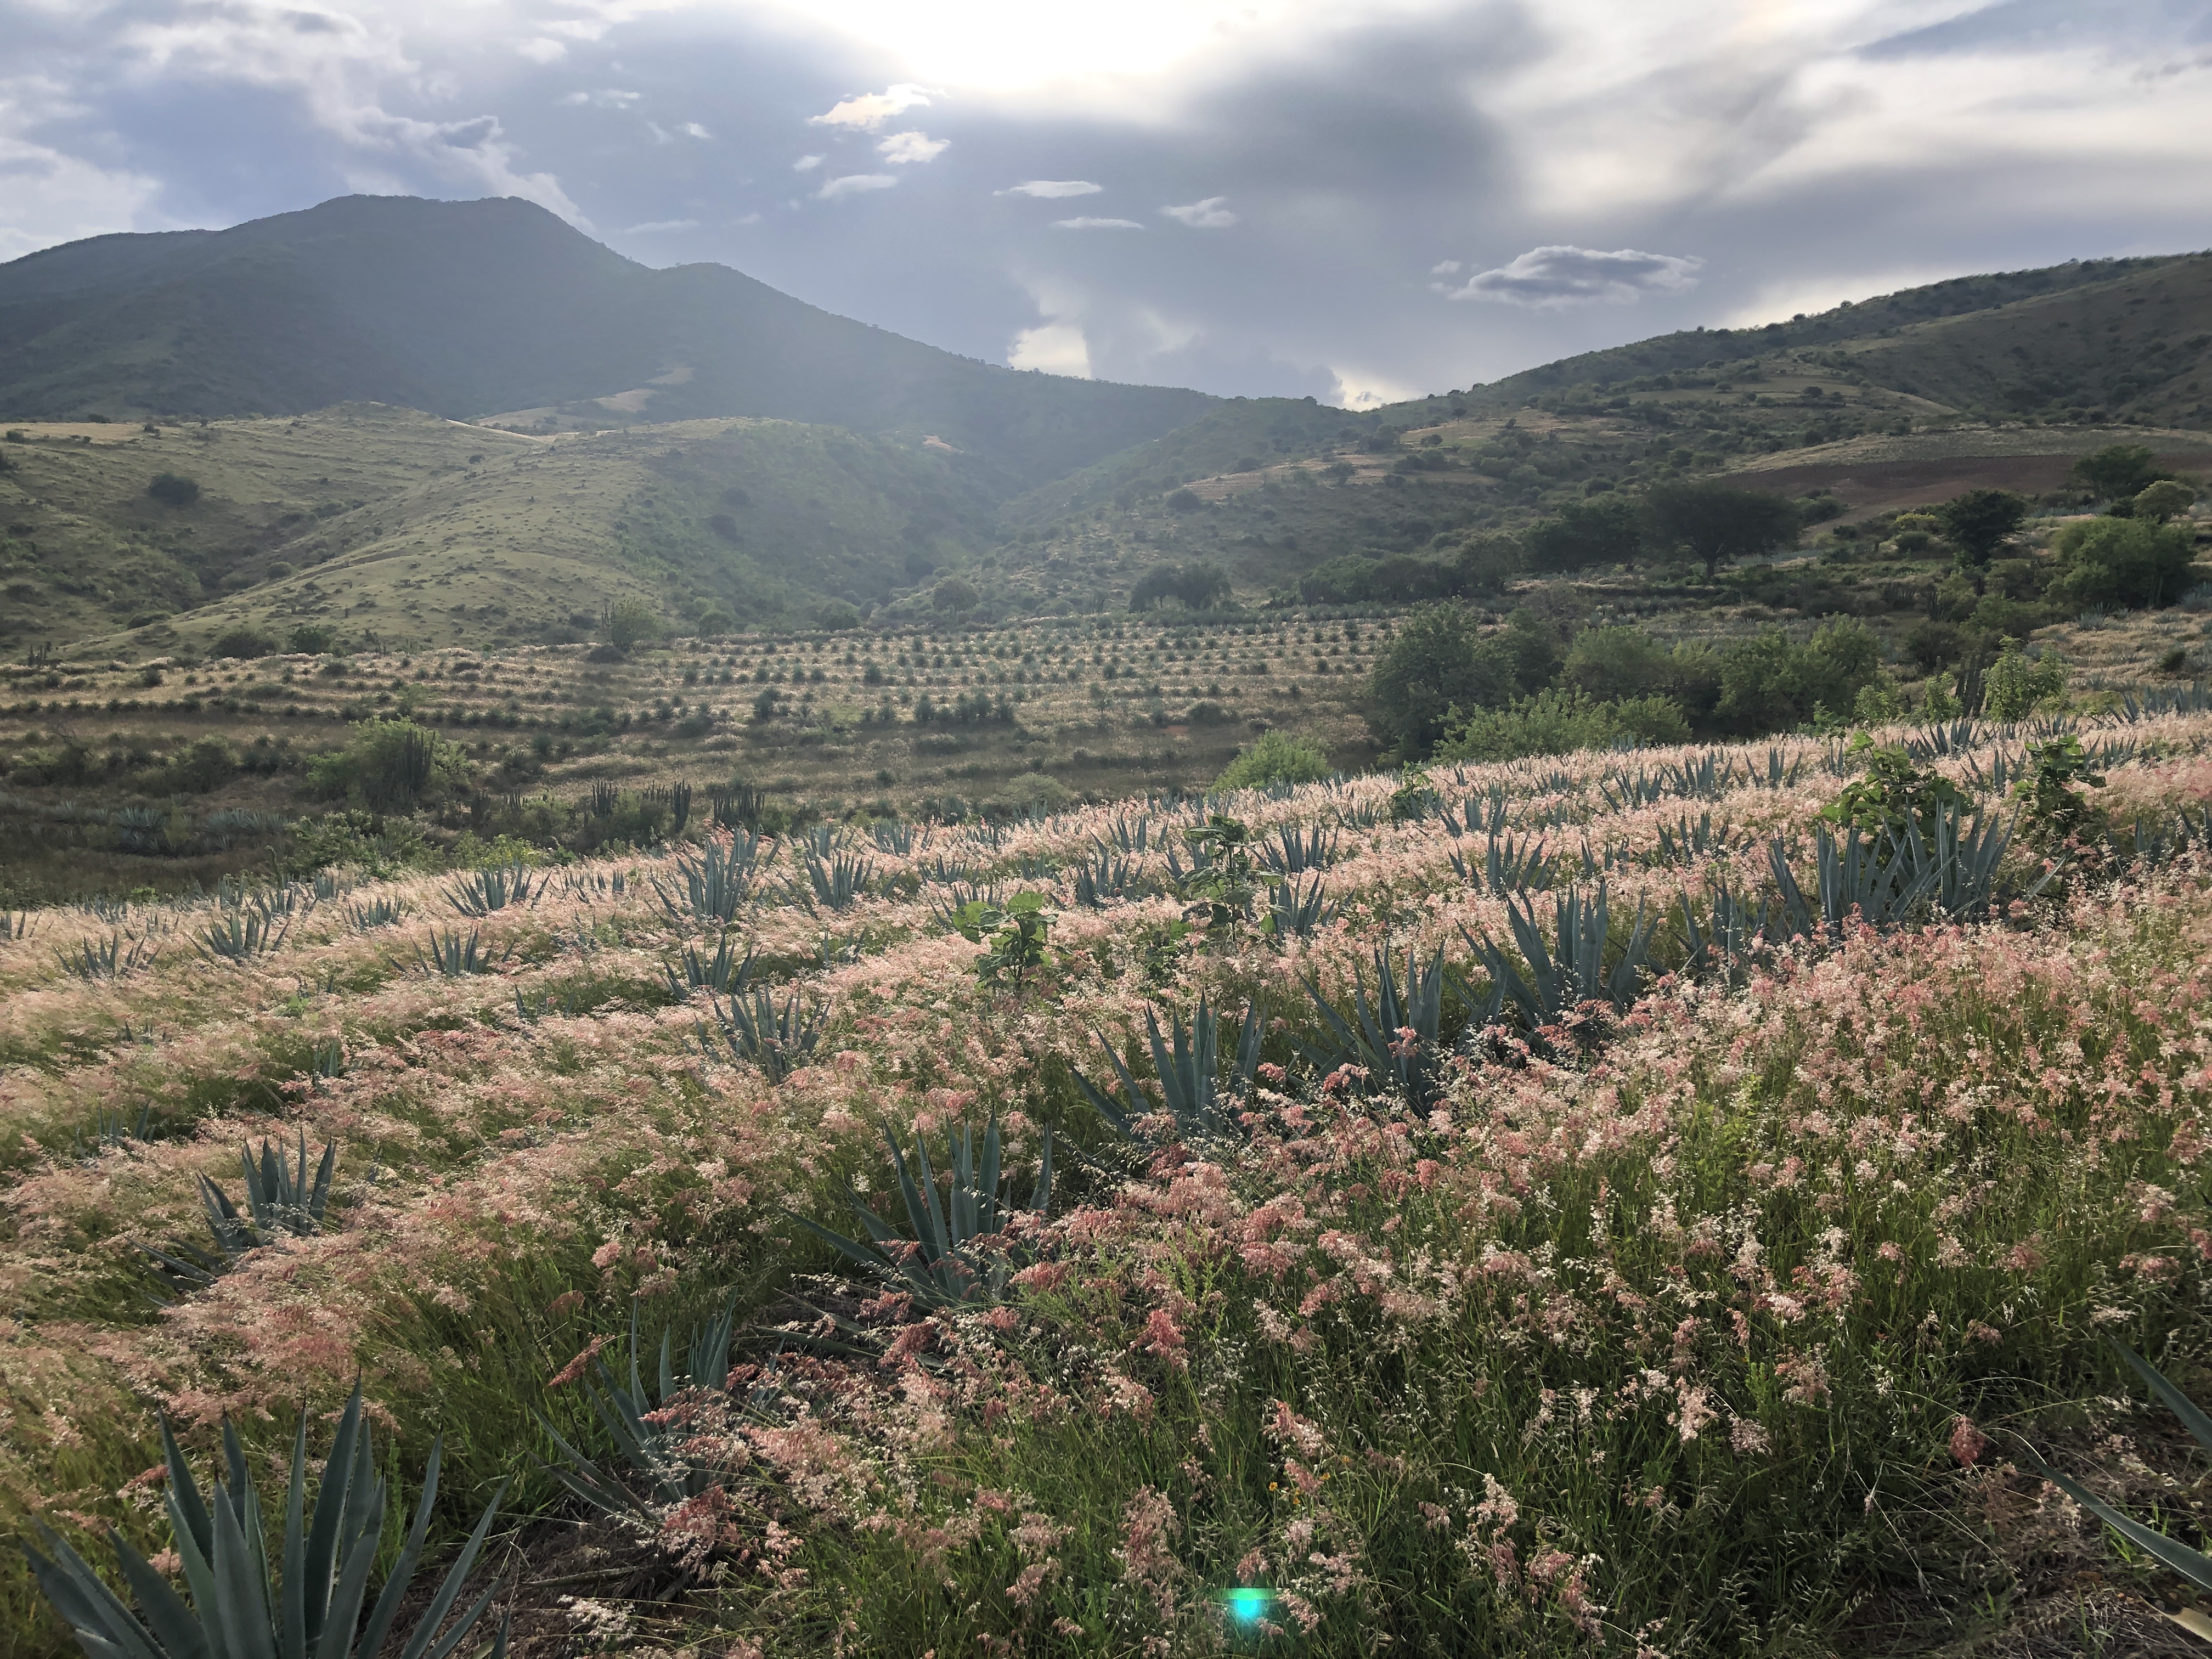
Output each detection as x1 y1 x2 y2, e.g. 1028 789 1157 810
3 1 2210 408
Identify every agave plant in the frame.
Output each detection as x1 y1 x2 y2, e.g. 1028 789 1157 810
55 932 160 981
4 908 37 941
346 896 407 932
1072 849 1142 909
413 928 503 978
662 933 757 997
1650 812 1736 868
1099 815 1155 855
71 1103 155 1162
793 1115 1052 1308
2019 1341 2212 1592
447 861 539 918
699 988 823 1083
1448 830 1558 897
653 835 760 925
537 1293 752 1519
1266 873 1337 940
1261 824 1339 877
138 1133 345 1297
1301 946 1472 1111
1677 879 1773 986
799 852 876 913
25 1386 507 1659
1076 997 1265 1144
1463 882 1656 1037
198 907 292 963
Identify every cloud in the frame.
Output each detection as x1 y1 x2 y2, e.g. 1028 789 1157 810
1052 216 1143 230
1161 196 1235 228
560 89 640 109
1430 259 1463 274
678 121 711 139
877 129 947 164
622 218 698 233
516 39 565 65
1443 245 1705 308
793 154 823 171
818 172 898 200
1001 179 1102 198
809 83 933 132
1008 322 1091 375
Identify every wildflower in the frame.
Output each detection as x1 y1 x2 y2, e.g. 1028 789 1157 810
1949 1415 1989 1466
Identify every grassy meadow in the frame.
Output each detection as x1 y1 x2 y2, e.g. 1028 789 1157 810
5 703 2212 1655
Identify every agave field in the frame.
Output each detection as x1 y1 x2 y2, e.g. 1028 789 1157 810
7 706 2212 1656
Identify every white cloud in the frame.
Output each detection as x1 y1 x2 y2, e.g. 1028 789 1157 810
1001 179 1102 198
622 218 698 233
1161 195 1235 227
877 129 948 164
678 121 711 139
1052 216 1143 229
1008 321 1091 376
809 83 933 132
818 172 898 199
560 88 640 108
1328 365 1424 410
793 154 823 171
516 39 566 65
1443 245 1703 308
1430 259 1463 274
0 90 163 262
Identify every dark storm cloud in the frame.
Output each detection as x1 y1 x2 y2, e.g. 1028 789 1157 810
1 1 2208 403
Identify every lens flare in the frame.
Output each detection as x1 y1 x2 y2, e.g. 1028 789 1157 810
1221 1586 1276 1621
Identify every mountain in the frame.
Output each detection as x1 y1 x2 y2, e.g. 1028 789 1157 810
0 195 1214 490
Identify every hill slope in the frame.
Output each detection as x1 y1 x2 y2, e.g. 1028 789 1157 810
0 195 1214 490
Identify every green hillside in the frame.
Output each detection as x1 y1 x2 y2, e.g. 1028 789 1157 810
0 405 998 653
0 195 1214 490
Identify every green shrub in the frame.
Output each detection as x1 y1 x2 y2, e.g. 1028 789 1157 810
210 626 276 660
1438 687 1689 762
1712 619 1883 734
1363 602 1517 758
1982 641 2069 720
169 737 236 794
145 471 200 506
1560 625 1675 703
601 596 663 651
1215 730 1333 791
305 721 467 812
286 623 338 654
2051 516 2198 610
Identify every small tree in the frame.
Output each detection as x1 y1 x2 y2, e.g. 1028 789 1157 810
2069 443 2168 503
146 472 200 506
1214 730 1331 791
1645 482 1801 579
932 576 979 614
287 622 338 654
2051 517 2197 610
211 626 276 659
1524 494 1641 571
601 597 662 652
1936 488 2029 578
1363 601 1515 758
2133 479 2198 523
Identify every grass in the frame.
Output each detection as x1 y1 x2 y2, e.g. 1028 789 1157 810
3 707 2212 1655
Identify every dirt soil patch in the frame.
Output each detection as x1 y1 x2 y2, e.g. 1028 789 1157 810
1732 451 2212 522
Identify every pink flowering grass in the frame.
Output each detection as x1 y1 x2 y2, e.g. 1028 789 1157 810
2 712 2210 1655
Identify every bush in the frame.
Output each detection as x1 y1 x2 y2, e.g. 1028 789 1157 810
2050 516 2198 611
1215 730 1333 791
286 623 337 655
1452 533 1523 593
145 472 200 506
305 720 467 812
602 597 663 652
1438 687 1689 762
1129 561 1231 611
1560 625 1675 703
932 577 980 614
211 626 277 660
1164 487 1203 512
812 600 861 631
1982 641 2069 720
1713 619 1883 734
170 737 237 794
1363 602 1517 758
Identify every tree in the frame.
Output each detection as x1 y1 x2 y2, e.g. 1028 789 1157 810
286 623 337 654
1523 494 1641 571
1362 602 1515 758
2069 443 2169 503
932 577 980 614
211 625 276 659
1935 489 2029 572
1645 482 1801 579
1712 618 1884 734
1452 533 1522 593
1178 560 1232 610
146 471 200 506
2133 479 2198 523
602 597 662 652
1561 625 1675 703
2050 517 2197 610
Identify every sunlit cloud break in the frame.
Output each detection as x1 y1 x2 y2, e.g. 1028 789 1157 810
810 84 934 132
1444 245 1704 308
